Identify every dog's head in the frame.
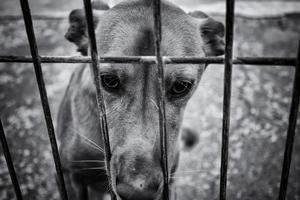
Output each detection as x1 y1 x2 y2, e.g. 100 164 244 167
66 1 224 199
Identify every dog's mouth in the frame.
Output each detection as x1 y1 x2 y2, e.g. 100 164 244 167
116 184 161 200
110 169 164 200
111 179 163 200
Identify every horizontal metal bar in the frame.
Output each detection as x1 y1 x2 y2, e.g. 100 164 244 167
209 12 300 20
0 13 67 20
19 0 69 199
233 57 296 66
278 39 300 200
220 0 235 199
0 119 23 200
0 55 296 66
0 11 297 21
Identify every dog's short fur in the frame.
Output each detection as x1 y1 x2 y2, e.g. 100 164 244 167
58 0 224 199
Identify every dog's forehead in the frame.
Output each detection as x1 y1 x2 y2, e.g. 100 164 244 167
100 63 199 80
97 0 204 57
100 26 189 57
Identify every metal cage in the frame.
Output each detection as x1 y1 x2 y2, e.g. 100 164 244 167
0 0 299 200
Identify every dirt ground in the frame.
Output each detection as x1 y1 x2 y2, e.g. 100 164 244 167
0 1 300 200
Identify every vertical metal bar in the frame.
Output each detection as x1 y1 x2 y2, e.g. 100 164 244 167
18 0 68 199
278 39 300 200
82 0 115 199
220 0 235 200
153 0 169 199
0 119 23 200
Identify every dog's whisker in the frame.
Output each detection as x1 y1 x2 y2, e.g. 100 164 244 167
150 98 159 110
85 141 104 153
68 127 103 153
71 160 105 163
78 137 104 153
75 131 104 153
79 134 104 151
76 167 106 171
67 127 105 159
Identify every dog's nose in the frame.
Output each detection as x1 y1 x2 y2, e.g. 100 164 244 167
115 149 162 200
116 180 160 200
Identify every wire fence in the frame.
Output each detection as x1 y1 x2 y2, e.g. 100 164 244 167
0 0 299 200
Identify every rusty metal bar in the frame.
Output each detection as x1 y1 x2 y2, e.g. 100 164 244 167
0 12 297 21
0 13 67 20
153 0 169 199
220 0 235 200
0 55 296 66
233 57 296 66
18 0 68 199
278 39 300 200
82 0 115 199
0 119 23 200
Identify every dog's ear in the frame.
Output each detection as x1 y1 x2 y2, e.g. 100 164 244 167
65 1 109 55
200 18 225 56
190 11 225 56
65 9 90 55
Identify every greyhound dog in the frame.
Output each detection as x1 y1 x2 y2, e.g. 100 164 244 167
57 0 224 199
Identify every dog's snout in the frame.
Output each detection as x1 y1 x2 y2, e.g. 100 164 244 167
115 153 162 200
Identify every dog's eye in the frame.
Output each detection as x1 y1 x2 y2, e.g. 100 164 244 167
101 75 120 91
169 80 193 97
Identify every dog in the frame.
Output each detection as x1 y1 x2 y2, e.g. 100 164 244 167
58 0 224 199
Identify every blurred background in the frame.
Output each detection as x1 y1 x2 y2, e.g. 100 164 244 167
0 0 300 199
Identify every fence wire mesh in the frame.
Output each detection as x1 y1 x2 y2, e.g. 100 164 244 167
0 0 299 200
